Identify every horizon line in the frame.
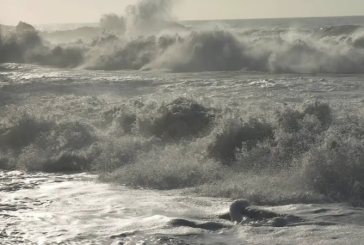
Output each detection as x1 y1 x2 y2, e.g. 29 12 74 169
1 14 364 26
182 14 364 22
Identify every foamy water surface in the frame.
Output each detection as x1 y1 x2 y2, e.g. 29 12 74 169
1 62 364 244
2 171 364 244
2 3 364 243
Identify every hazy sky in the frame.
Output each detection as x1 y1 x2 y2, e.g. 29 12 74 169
0 0 364 25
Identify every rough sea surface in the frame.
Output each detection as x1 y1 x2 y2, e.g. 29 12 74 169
2 1 364 244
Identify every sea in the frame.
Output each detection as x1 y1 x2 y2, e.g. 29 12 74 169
1 7 364 244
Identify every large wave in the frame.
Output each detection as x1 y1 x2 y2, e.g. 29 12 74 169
1 0 364 74
2 95 364 206
2 24 364 74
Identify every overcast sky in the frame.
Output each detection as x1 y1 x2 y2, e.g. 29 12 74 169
1 0 364 25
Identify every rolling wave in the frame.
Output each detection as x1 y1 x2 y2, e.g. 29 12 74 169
1 23 364 73
1 96 364 206
1 0 364 74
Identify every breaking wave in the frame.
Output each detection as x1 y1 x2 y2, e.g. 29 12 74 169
2 95 364 206
2 25 364 74
1 0 364 73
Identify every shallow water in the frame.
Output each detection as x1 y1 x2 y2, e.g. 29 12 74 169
2 171 364 244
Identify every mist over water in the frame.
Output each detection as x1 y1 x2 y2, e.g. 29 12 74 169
100 0 182 35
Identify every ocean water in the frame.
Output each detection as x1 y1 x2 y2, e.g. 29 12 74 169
2 1 364 243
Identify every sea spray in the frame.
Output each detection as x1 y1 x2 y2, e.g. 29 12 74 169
99 0 183 35
2 93 364 205
2 0 364 73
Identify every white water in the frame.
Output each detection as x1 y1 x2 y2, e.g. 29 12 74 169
2 2 364 243
1 62 364 244
1 171 364 245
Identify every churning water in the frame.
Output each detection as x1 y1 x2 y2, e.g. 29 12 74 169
2 1 364 244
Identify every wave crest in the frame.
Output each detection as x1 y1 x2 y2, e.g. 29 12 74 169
3 97 364 205
2 14 364 74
